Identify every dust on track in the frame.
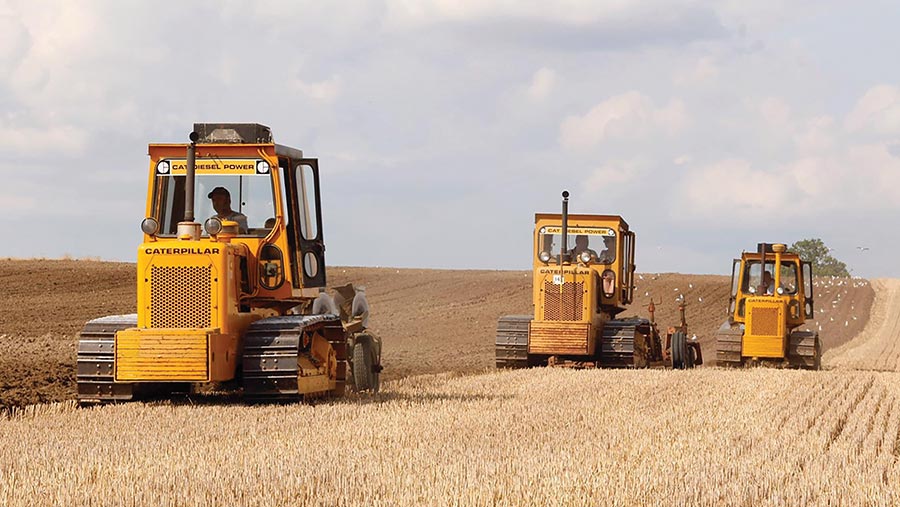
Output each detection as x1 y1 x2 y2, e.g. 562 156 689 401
0 260 875 409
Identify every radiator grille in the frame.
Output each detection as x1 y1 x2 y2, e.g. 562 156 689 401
749 306 780 337
543 280 584 321
150 266 212 328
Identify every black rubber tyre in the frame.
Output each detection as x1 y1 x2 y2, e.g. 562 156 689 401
352 337 379 393
672 331 687 369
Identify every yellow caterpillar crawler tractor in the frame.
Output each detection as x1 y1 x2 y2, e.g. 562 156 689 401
715 243 820 369
496 191 701 369
77 123 382 403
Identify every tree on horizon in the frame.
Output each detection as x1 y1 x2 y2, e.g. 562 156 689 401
790 238 850 277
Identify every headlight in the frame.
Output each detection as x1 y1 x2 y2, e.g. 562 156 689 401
601 269 616 297
204 217 223 236
256 160 270 174
539 251 552 263
579 250 593 264
748 286 756 294
156 160 170 174
776 287 785 295
140 217 160 235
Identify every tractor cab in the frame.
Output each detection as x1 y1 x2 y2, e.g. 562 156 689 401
727 243 814 325
144 123 327 299
533 213 636 319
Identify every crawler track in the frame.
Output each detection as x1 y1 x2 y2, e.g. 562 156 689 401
495 316 661 368
787 330 821 370
715 324 744 367
76 314 137 403
241 314 348 402
495 315 531 368
599 318 658 368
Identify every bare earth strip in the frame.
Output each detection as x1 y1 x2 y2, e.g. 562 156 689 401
2 368 899 507
825 278 900 371
0 260 875 408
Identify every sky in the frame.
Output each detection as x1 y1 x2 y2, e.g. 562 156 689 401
1 0 899 277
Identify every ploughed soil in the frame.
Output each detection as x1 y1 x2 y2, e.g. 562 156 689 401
0 259 874 409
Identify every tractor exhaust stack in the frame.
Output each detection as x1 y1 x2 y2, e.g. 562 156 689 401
560 190 569 266
184 131 199 223
176 131 201 240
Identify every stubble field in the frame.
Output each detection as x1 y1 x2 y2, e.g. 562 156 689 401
0 259 895 506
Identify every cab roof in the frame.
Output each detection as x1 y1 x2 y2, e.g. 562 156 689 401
534 213 629 230
147 123 304 160
148 142 304 160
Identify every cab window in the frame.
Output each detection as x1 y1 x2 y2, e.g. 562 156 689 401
803 263 813 297
152 163 276 237
538 227 617 264
742 261 799 295
730 260 741 297
295 163 319 240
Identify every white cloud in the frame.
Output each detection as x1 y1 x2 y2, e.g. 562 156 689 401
7 2 100 100
673 154 692 166
758 97 792 129
794 115 836 153
383 0 727 50
783 157 837 199
845 84 900 136
294 75 342 103
385 1 664 27
584 159 646 190
844 143 900 197
0 6 30 75
527 67 556 100
0 192 37 215
559 92 688 150
676 142 900 224
0 123 88 156
674 56 719 85
679 158 795 220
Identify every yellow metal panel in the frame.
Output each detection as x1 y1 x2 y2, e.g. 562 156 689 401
743 336 784 358
297 375 333 394
743 300 786 358
297 356 334 395
528 321 592 355
208 332 239 382
115 329 209 381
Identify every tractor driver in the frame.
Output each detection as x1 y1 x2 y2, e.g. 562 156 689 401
762 270 776 295
571 235 598 261
207 187 249 234
597 235 616 264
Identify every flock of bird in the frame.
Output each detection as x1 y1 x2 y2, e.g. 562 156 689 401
633 274 869 335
